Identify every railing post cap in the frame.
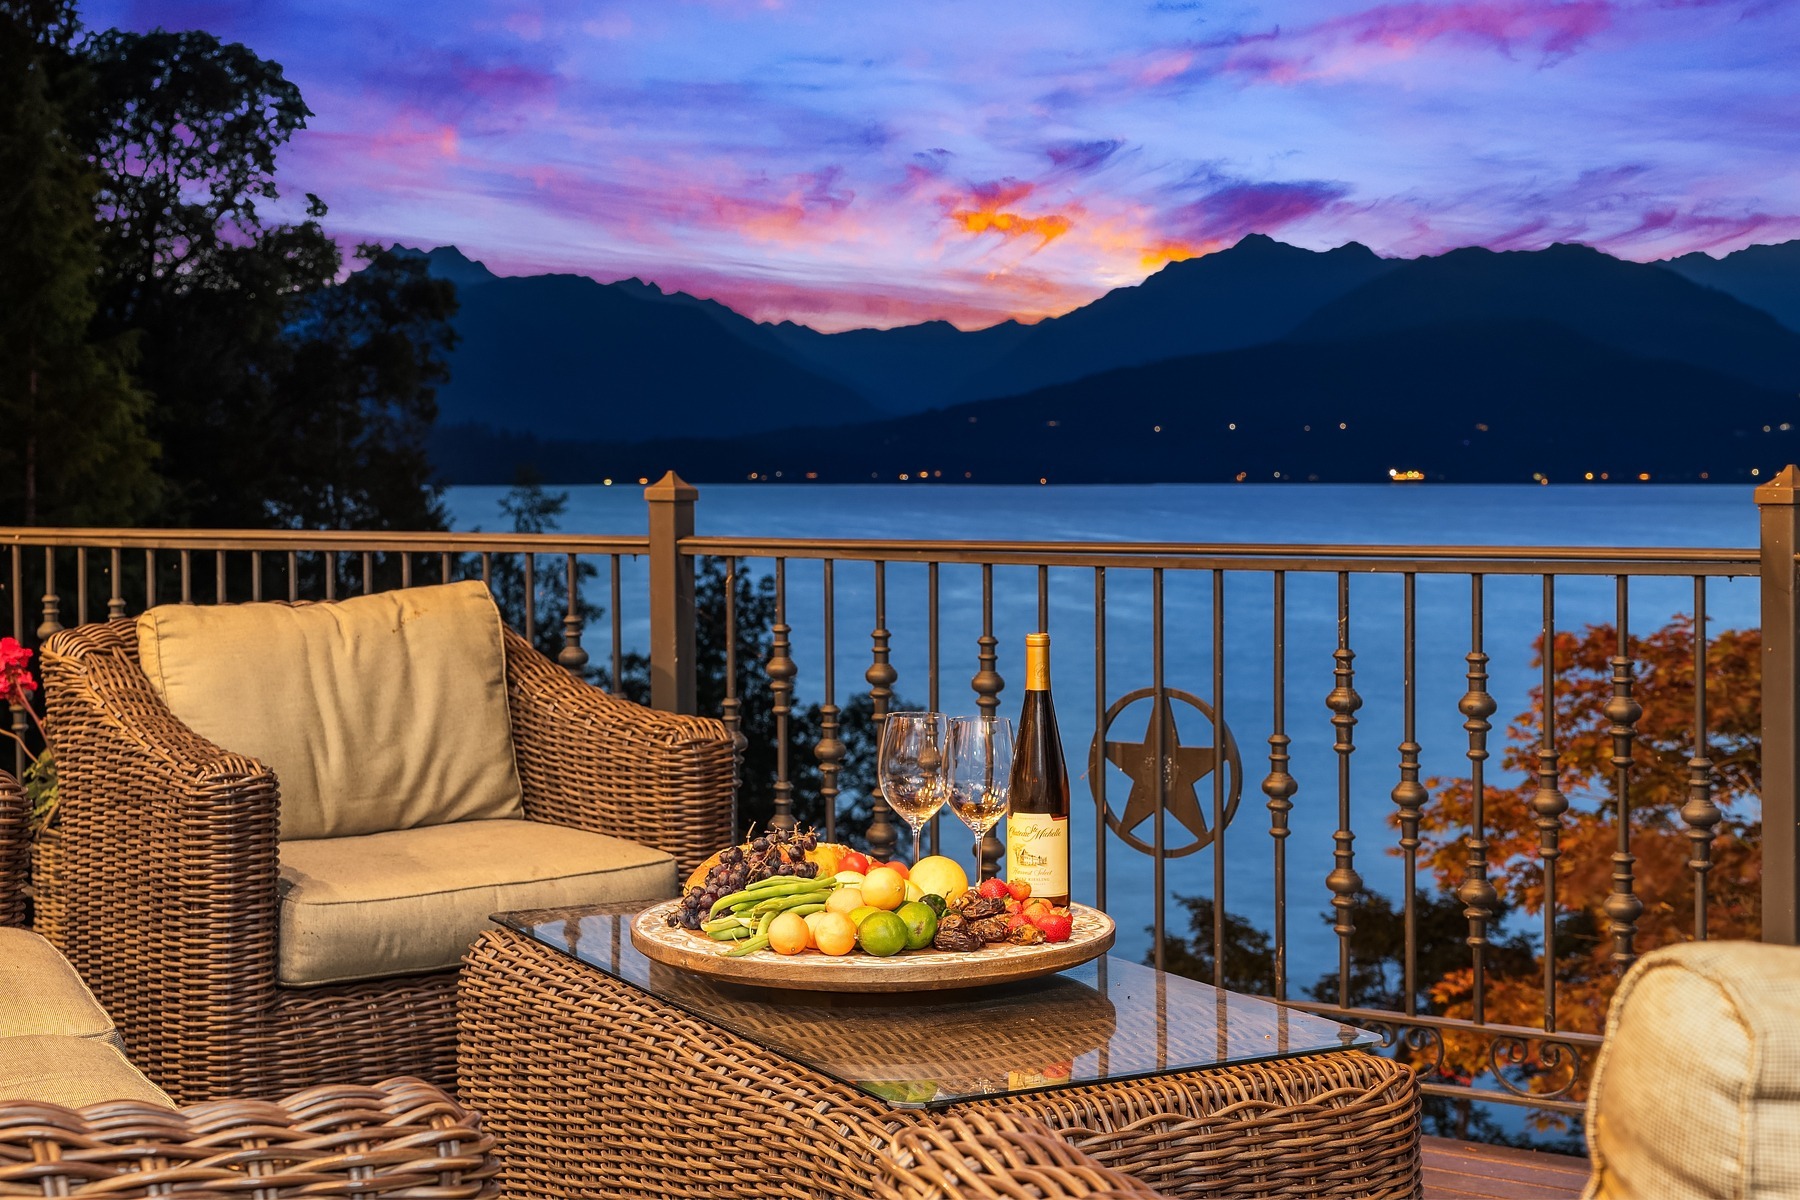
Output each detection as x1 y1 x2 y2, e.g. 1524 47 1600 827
644 471 699 503
1756 465 1800 506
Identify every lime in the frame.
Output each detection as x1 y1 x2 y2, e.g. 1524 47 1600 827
858 910 909 957
895 900 939 950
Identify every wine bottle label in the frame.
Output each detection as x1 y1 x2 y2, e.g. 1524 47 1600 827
1006 812 1069 897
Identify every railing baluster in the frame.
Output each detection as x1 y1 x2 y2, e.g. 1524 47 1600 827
927 561 941 856
39 548 62 639
1684 575 1719 938
1211 569 1227 981
865 561 899 860
441 552 453 582
108 548 125 620
76 548 88 626
1533 576 1568 1032
558 554 588 673
1152 567 1166 972
480 552 491 588
324 551 337 601
721 557 742 803
9 547 23 776
1037 564 1049 633
361 551 374 596
1326 571 1363 1010
1392 572 1422 1016
972 563 1004 876
215 550 226 604
1605 577 1643 966
287 551 299 602
1264 570 1294 1002
1459 574 1499 1025
144 549 156 608
610 554 622 695
768 558 796 834
522 552 536 645
400 552 412 589
816 560 843 844
251 551 263 602
1094 566 1107 913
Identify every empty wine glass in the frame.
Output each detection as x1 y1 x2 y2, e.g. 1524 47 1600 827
878 711 947 863
945 715 1013 881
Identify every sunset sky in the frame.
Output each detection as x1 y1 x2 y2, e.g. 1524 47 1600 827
91 0 1800 330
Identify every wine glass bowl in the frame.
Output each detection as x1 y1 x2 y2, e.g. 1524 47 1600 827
878 711 948 863
945 715 1014 881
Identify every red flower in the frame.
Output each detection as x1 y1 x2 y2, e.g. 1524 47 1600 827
0 638 37 706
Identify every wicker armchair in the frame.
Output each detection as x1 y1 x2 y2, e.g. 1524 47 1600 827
35 617 734 1106
0 1077 497 1199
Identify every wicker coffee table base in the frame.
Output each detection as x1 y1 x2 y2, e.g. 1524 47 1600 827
458 929 1420 1200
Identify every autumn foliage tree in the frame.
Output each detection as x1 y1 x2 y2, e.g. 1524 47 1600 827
1418 613 1761 1100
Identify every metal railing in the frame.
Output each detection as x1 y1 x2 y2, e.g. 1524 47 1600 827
4 465 1798 1123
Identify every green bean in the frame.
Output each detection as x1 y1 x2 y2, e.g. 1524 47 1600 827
702 916 749 934
706 925 754 941
709 878 834 918
724 934 770 957
752 890 833 917
787 902 825 918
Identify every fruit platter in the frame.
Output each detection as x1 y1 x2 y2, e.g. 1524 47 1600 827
631 826 1114 993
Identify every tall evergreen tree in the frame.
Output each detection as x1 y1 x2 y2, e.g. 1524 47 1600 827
0 0 157 525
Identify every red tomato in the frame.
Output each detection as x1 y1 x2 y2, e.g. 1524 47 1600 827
838 851 871 875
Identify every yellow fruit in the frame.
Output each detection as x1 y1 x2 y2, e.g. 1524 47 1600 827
825 887 865 916
849 905 882 927
813 912 857 956
908 856 969 903
768 911 811 955
862 866 907 910
904 880 923 902
803 911 829 939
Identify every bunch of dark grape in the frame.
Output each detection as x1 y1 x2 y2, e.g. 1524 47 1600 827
668 826 825 929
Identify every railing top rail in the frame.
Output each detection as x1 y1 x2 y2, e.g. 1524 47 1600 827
681 535 1760 577
0 528 649 554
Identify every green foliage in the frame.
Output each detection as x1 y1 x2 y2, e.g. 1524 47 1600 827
0 1 157 524
22 751 55 835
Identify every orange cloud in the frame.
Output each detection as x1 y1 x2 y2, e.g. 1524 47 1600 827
945 181 1073 247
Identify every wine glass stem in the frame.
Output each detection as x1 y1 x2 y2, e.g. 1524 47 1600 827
911 826 923 864
973 838 984 881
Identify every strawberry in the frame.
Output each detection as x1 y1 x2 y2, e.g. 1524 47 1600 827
979 877 1011 900
1035 912 1073 943
1006 879 1032 902
1022 898 1052 919
1006 913 1028 930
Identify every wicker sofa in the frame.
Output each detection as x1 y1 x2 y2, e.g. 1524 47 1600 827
29 583 735 1105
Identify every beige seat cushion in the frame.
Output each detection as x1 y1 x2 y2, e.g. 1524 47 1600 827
137 580 524 841
0 1035 174 1108
0 928 116 1042
278 818 678 986
1584 941 1800 1200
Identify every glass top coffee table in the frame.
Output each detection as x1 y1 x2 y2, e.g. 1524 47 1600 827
494 903 1378 1110
459 904 1419 1199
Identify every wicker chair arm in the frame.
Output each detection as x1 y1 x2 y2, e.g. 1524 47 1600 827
0 1076 497 1198
872 1113 1168 1199
504 628 734 876
0 771 24 927
38 622 280 1100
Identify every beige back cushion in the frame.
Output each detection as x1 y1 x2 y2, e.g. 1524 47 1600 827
1584 941 1800 1200
137 580 524 840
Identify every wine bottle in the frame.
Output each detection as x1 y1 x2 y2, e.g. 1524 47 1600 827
1006 632 1070 906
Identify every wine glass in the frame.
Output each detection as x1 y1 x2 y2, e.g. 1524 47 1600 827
945 715 1013 881
878 711 947 863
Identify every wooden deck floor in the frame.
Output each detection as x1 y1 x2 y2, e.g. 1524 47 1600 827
1423 1137 1588 1199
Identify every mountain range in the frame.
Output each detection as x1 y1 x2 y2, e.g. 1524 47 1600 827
408 234 1800 485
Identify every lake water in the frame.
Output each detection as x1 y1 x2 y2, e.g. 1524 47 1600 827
445 483 1762 979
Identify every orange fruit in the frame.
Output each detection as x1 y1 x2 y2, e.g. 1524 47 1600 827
768 911 811 955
